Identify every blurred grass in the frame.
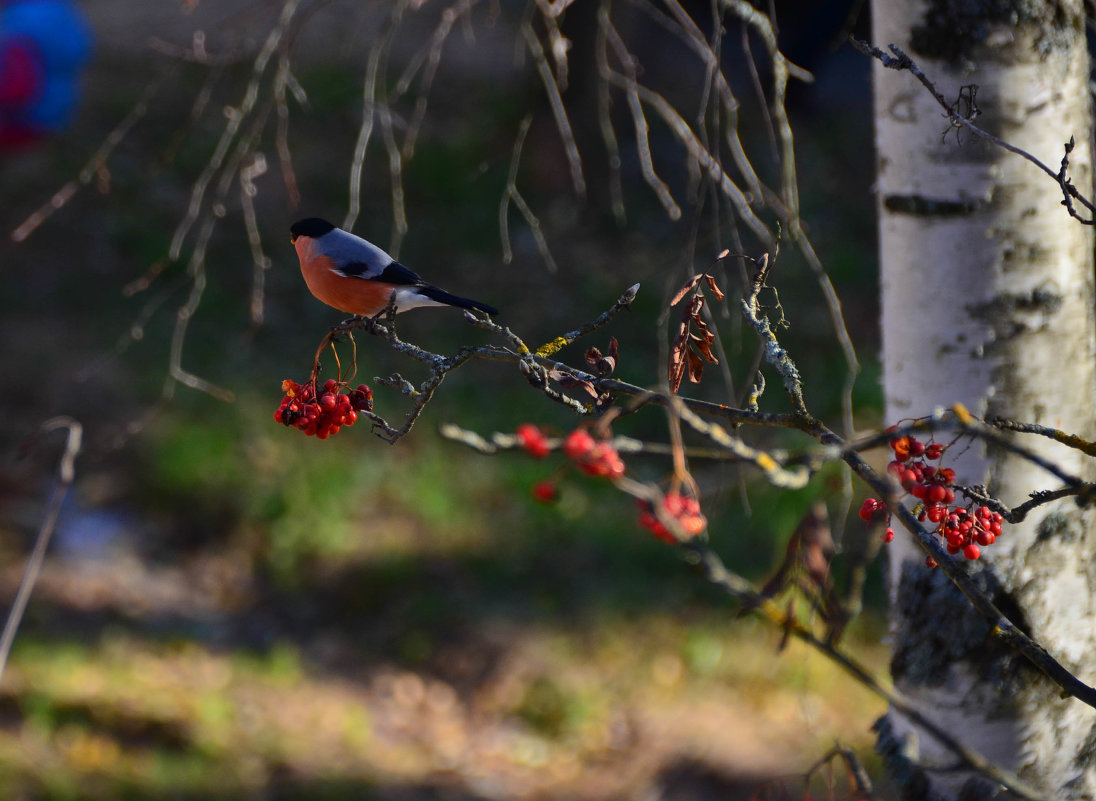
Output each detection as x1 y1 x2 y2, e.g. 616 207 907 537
0 619 887 800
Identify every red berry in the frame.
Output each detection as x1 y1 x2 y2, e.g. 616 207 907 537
891 436 911 460
964 543 981 560
859 499 880 521
531 480 558 503
564 429 596 460
882 527 895 543
516 423 551 459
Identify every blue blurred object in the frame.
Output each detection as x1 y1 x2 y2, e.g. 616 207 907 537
0 0 91 145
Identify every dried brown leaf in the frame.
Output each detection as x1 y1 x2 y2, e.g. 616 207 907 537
689 332 718 365
799 502 834 590
668 319 689 393
670 274 703 307
558 374 598 398
703 273 725 301
759 502 833 603
547 366 598 398
585 337 619 376
686 348 706 384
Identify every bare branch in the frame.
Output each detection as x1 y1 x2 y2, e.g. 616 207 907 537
273 51 303 209
602 67 774 246
601 14 681 219
499 115 559 272
345 3 401 232
11 72 170 242
741 254 808 414
594 2 626 224
851 38 1096 225
392 0 478 160
521 19 586 197
534 282 639 357
0 418 83 685
240 153 272 325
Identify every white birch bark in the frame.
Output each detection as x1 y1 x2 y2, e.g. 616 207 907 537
871 1 1096 797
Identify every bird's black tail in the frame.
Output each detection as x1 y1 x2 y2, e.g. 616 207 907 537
418 285 499 316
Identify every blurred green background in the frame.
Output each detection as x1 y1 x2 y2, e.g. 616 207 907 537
0 1 888 799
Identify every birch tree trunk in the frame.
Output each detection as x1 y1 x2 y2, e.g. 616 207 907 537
871 1 1096 797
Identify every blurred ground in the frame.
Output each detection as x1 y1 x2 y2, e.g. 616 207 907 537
0 1 886 799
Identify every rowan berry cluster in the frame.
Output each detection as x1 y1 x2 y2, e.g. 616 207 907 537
515 423 705 543
562 429 625 479
515 424 627 478
859 430 1005 564
274 378 374 439
637 493 707 544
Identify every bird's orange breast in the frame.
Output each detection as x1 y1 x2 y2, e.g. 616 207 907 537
295 238 397 316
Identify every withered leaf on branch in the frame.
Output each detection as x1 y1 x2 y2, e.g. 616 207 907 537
703 273 725 301
670 273 705 307
670 272 724 306
686 348 707 384
799 502 835 591
585 336 619 376
668 317 690 394
547 366 598 399
667 282 721 394
759 501 834 602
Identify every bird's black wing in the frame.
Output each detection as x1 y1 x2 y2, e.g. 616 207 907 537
377 262 424 285
334 260 423 284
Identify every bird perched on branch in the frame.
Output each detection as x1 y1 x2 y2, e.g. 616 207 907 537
290 218 498 317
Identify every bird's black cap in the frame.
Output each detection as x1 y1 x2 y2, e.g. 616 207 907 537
290 218 337 240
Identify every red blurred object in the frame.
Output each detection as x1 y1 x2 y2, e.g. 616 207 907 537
0 38 40 106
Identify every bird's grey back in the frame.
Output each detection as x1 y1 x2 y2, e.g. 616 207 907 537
323 228 395 275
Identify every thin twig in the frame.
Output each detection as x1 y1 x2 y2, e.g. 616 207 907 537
499 115 559 272
0 418 82 685
11 71 172 242
602 17 681 219
534 282 639 357
522 19 586 197
851 38 1096 224
346 2 404 232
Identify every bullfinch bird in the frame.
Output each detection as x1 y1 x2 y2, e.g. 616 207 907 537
290 218 498 317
